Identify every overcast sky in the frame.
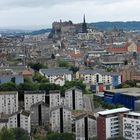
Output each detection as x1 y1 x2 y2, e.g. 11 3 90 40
0 0 139 29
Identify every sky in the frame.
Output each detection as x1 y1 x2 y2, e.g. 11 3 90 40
0 0 139 29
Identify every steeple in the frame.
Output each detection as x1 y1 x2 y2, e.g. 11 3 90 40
82 14 87 33
83 14 86 24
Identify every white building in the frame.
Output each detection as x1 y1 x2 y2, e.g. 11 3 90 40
20 111 31 134
50 106 72 133
97 107 130 140
39 68 72 86
64 88 83 110
123 112 140 140
75 113 97 140
0 110 31 133
0 91 18 114
24 91 45 111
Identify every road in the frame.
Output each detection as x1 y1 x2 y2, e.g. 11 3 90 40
83 94 94 112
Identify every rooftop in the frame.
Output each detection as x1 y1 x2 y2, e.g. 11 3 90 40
124 112 140 117
79 69 120 76
98 107 130 116
0 91 18 95
105 88 140 97
24 90 45 94
102 61 124 64
39 68 72 76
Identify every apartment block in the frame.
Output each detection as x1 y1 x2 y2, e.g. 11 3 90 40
24 91 45 111
50 106 72 133
64 88 83 110
0 110 31 133
123 112 140 140
97 107 130 140
46 90 63 108
74 113 97 140
77 70 121 91
30 101 50 126
0 91 18 114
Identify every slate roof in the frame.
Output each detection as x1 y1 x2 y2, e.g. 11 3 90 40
79 69 120 76
40 68 72 76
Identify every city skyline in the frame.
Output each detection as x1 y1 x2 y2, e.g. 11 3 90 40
0 0 140 29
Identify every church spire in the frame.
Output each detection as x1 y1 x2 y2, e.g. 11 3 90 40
82 14 87 33
83 14 86 24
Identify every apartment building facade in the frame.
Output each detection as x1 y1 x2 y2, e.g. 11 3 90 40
24 91 46 111
30 101 50 126
64 88 83 110
76 69 121 92
0 110 31 133
50 106 72 133
123 112 140 140
97 107 130 140
39 68 72 86
0 91 18 114
75 113 97 140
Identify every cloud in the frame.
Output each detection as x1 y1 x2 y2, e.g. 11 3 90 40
0 0 128 9
0 0 139 29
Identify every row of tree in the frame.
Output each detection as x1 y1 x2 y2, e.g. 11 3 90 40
0 127 29 140
28 62 79 74
0 79 87 100
0 127 76 140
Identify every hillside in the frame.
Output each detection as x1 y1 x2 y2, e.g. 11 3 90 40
88 21 140 30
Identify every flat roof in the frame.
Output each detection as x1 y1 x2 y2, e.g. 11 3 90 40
122 92 140 97
124 112 140 117
98 107 130 115
0 91 18 95
105 88 140 96
102 61 124 64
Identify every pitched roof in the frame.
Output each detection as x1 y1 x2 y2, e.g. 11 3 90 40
54 76 64 82
40 68 72 76
31 101 49 108
79 69 120 76
21 70 32 76
50 105 71 112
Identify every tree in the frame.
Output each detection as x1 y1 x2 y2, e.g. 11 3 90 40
13 128 30 140
17 83 39 91
0 127 14 140
106 67 113 72
24 77 32 83
69 66 79 74
58 61 69 68
0 82 17 91
60 80 86 94
45 133 75 140
51 54 55 59
28 62 43 71
39 83 60 93
11 77 16 83
33 72 49 83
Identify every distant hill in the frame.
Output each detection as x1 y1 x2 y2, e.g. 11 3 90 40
0 28 51 36
88 21 140 30
27 29 51 35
